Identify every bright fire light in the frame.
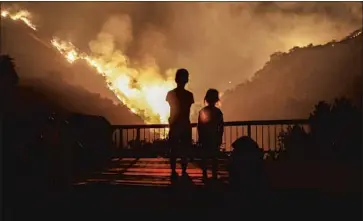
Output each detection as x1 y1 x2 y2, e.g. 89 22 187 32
2 8 177 125
1 9 37 30
50 37 175 124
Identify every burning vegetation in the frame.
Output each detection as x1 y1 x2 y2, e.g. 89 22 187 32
2 8 178 124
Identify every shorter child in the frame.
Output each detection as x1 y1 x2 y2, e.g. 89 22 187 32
197 89 224 180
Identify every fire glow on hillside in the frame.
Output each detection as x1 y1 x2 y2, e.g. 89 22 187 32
1 9 36 31
2 8 177 125
50 37 176 124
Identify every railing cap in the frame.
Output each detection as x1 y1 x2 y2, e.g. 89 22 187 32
112 119 310 129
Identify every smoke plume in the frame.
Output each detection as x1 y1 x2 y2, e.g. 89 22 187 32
4 2 363 102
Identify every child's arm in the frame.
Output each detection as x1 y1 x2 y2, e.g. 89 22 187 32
197 111 202 142
218 111 224 145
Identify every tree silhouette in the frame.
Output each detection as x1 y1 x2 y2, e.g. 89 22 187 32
329 97 361 159
0 55 19 103
280 97 361 160
0 55 19 86
309 100 333 157
278 125 309 160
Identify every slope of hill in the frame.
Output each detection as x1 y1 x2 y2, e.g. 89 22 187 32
221 29 362 121
2 17 143 125
21 77 143 124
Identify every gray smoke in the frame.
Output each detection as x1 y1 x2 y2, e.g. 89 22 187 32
4 2 363 101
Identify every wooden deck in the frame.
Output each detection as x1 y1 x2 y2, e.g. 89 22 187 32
12 157 360 218
75 157 230 187
74 156 362 195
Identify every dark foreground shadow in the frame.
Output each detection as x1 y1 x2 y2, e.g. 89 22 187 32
7 154 362 221
10 182 361 221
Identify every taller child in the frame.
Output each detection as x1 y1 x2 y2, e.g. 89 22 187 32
166 68 194 177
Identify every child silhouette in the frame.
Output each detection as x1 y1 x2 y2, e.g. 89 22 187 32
197 89 224 180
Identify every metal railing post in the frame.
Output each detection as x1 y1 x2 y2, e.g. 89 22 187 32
136 128 140 142
112 119 310 156
120 128 123 149
247 124 251 138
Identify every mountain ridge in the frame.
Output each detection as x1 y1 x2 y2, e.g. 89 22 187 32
221 28 362 121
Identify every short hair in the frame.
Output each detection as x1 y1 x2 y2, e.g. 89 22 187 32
175 68 189 84
204 88 220 105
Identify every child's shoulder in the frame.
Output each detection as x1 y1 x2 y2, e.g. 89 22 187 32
199 106 207 113
185 89 194 97
212 106 223 114
200 106 223 114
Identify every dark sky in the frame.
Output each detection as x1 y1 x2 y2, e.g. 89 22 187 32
3 2 363 101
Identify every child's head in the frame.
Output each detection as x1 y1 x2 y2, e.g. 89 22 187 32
175 68 189 86
204 88 220 106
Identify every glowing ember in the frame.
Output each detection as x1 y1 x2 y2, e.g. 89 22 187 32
350 30 362 39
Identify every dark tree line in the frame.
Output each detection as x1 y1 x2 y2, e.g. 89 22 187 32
279 97 361 161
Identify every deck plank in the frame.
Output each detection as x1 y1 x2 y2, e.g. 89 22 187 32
75 157 229 187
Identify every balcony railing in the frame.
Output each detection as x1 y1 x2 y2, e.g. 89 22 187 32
112 119 310 154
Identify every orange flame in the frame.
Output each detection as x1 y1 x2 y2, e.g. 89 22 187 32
50 37 175 124
0 8 213 133
2 8 177 125
1 9 37 30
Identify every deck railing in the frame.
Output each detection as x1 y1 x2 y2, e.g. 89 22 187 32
112 119 310 153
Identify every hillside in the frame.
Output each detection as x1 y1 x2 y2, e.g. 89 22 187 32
20 78 143 124
2 17 143 125
221 29 362 121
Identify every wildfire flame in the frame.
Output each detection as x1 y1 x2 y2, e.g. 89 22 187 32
2 8 176 125
1 9 37 31
50 37 175 124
